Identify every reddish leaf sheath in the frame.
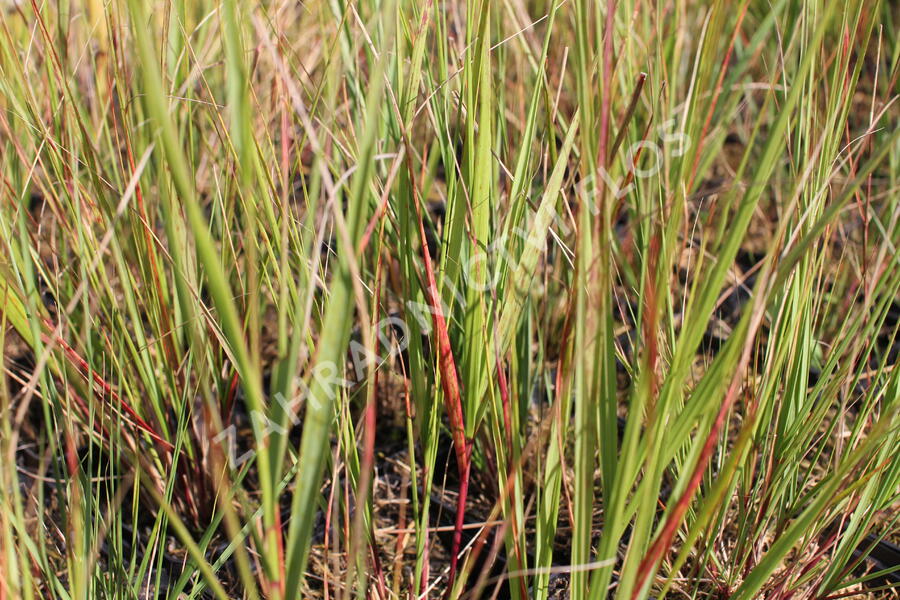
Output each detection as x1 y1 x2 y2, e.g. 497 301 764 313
410 190 471 593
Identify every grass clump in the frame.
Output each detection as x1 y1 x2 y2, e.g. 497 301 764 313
1 0 899 598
